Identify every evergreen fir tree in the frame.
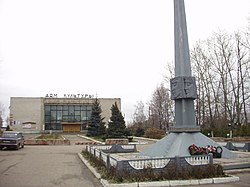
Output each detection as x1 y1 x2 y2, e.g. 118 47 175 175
87 98 105 136
107 102 126 138
6 125 11 131
97 119 106 136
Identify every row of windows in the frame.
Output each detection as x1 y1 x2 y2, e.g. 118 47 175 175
45 111 91 120
45 110 92 116
45 115 90 122
45 104 92 123
45 105 92 112
45 123 62 130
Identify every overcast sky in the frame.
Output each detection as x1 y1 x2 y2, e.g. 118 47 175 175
0 0 250 122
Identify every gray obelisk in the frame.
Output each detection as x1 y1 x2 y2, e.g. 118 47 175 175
170 0 199 132
139 0 236 158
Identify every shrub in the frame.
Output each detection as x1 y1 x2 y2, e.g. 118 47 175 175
144 128 165 139
202 125 250 137
135 127 145 137
234 125 250 136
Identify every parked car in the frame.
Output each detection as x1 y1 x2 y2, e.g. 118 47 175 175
0 131 25 150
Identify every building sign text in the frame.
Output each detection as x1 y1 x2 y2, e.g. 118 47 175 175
45 93 95 99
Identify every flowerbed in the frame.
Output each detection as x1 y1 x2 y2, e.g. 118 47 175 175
81 150 226 183
25 134 70 145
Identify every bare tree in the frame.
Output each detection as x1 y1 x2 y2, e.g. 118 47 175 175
149 83 174 130
133 100 147 125
192 41 213 128
191 29 250 130
0 102 5 127
234 32 250 125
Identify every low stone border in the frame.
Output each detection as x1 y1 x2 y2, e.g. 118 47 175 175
25 135 70 145
78 153 101 179
77 153 240 187
133 136 159 142
105 138 129 145
77 134 104 144
25 139 70 145
225 168 250 174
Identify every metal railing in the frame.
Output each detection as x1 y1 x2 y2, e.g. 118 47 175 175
85 145 213 172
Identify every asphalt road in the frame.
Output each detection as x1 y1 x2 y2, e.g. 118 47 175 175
0 135 102 187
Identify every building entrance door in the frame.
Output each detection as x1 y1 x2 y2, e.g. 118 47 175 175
62 122 81 132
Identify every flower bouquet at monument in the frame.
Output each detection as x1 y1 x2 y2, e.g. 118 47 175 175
188 144 223 158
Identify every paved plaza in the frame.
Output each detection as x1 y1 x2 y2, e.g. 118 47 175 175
0 134 249 187
0 134 102 187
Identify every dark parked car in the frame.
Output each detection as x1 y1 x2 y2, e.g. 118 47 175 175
0 131 25 150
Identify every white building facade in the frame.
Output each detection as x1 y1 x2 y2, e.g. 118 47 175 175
9 96 121 133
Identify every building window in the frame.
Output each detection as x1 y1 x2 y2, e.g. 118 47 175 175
75 106 80 111
44 104 93 130
57 105 62 110
63 105 68 110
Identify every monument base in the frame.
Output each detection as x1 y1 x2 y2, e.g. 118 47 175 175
170 126 200 132
139 132 237 159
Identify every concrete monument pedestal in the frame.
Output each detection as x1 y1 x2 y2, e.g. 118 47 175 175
170 127 200 132
140 132 236 158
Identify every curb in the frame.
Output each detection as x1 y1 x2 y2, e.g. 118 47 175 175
78 153 101 180
77 153 240 187
133 136 159 142
77 134 104 144
223 162 250 170
225 168 250 174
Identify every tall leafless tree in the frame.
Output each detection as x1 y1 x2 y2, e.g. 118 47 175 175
133 100 147 125
191 29 250 130
0 102 5 127
149 83 174 130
